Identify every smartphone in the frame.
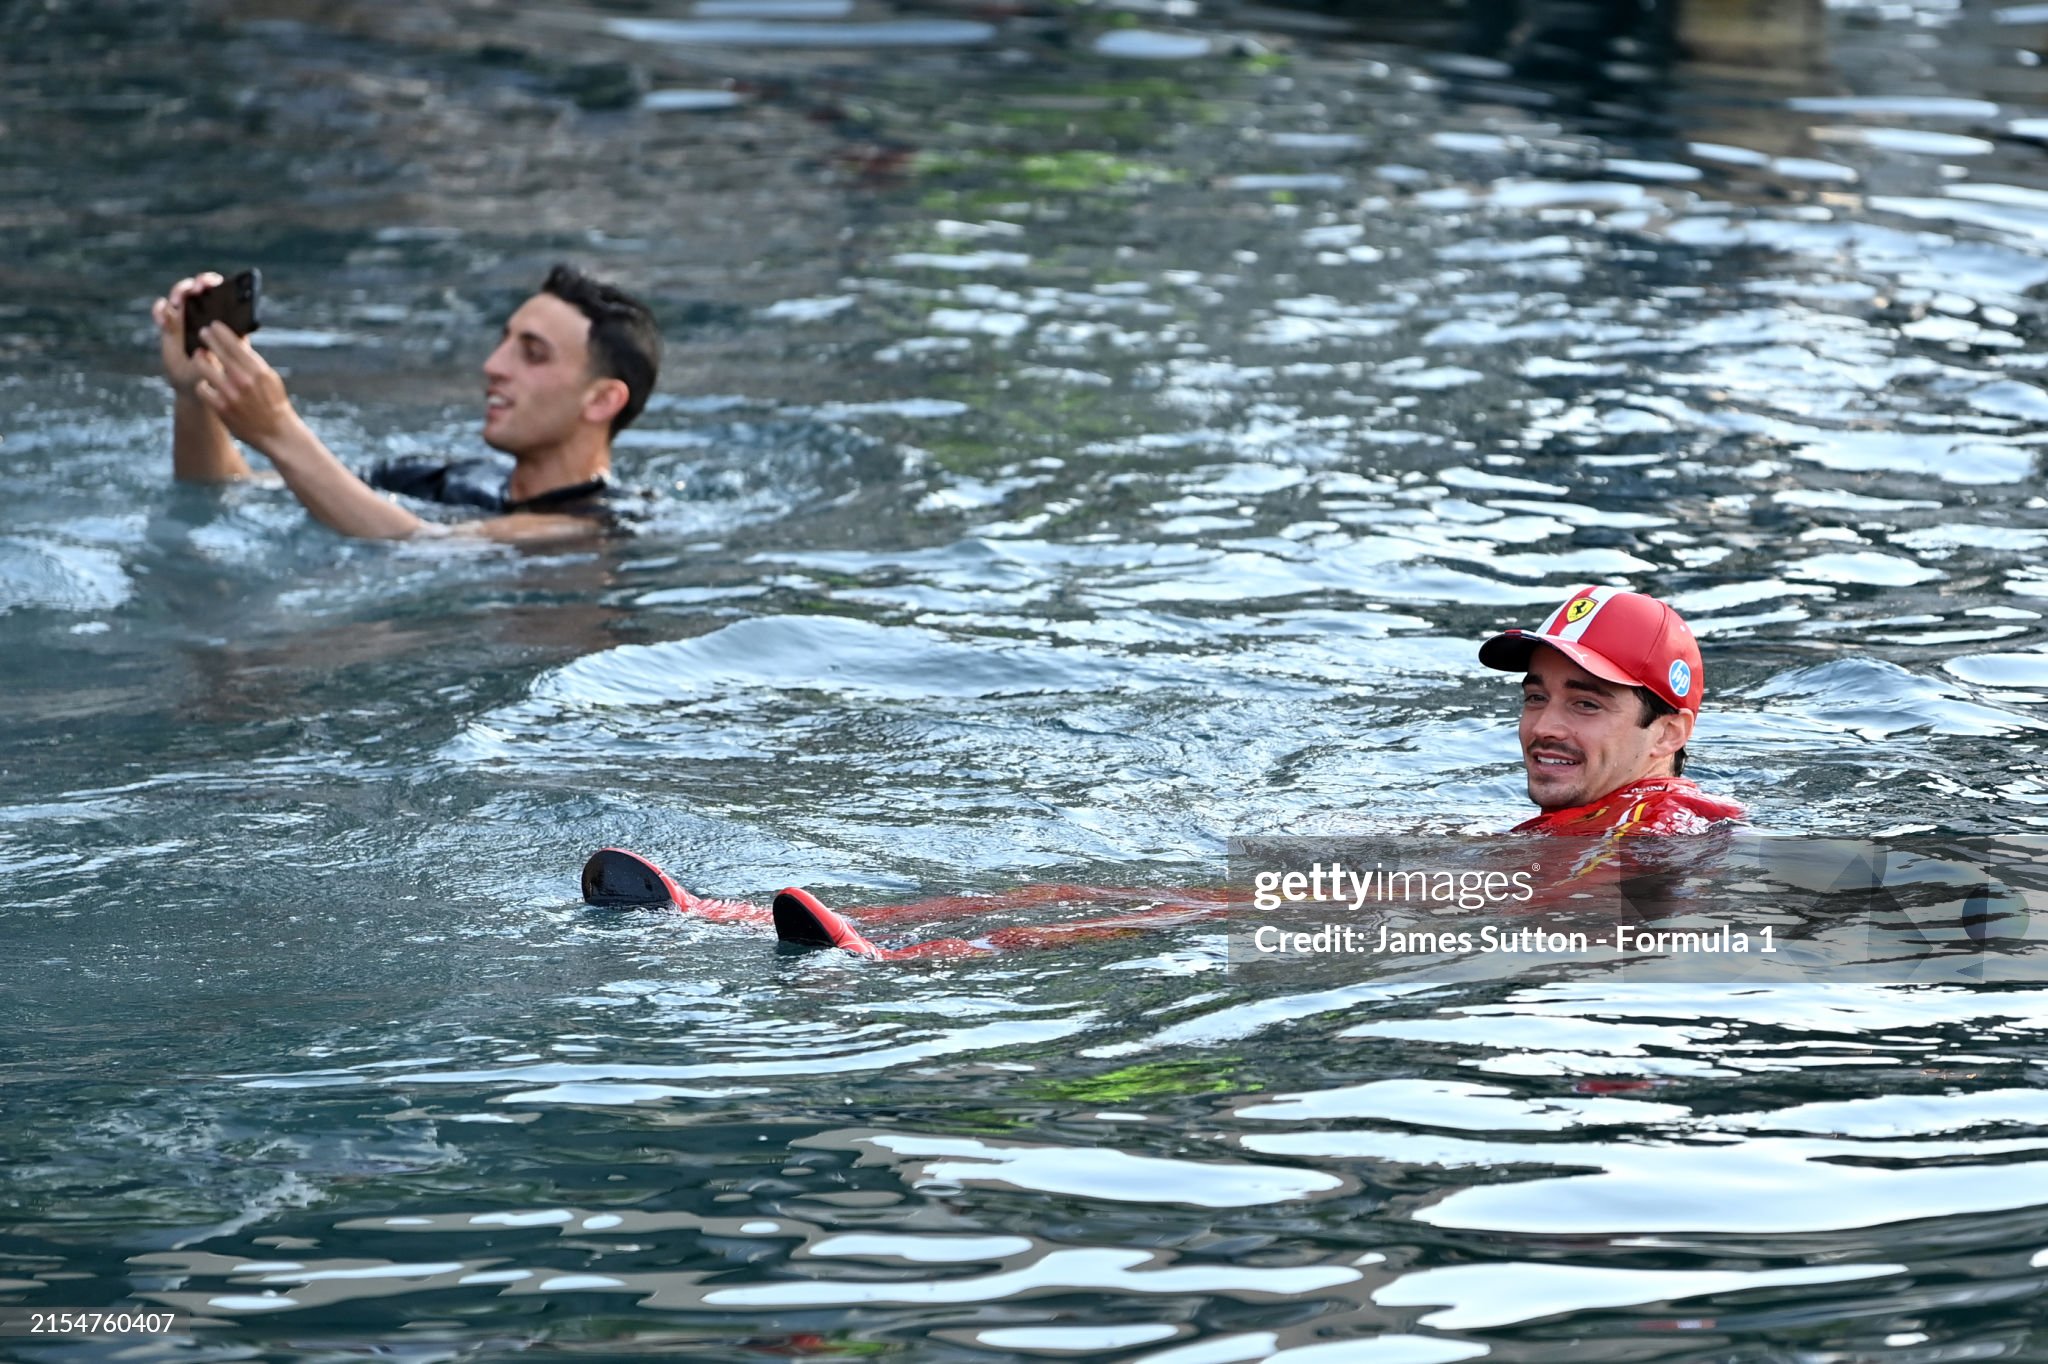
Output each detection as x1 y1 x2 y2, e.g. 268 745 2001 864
183 269 263 355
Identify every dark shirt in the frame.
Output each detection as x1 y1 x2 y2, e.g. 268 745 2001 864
362 454 620 521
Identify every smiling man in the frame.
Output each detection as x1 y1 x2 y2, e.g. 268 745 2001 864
1480 587 1744 835
152 264 659 543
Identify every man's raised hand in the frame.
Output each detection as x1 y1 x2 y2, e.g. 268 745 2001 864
189 323 300 450
151 273 225 396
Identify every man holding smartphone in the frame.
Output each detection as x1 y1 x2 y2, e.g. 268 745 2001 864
151 265 660 543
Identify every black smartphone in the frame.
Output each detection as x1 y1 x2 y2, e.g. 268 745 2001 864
183 269 263 355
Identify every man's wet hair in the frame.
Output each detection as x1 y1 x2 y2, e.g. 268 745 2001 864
540 264 661 437
1636 687 1687 778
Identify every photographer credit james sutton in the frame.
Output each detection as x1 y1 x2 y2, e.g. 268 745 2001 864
1247 920 1773 957
1251 861 1536 913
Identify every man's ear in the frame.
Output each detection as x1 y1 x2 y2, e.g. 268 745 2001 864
583 377 630 428
1652 709 1695 761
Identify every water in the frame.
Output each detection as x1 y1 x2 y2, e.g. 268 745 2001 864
8 0 2048 1356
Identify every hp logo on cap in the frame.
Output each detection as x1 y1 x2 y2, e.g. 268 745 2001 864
1668 660 1692 699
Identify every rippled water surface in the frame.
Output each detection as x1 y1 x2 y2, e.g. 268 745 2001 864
12 0 2048 1357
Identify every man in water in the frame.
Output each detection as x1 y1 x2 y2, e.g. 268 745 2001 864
151 264 659 543
1480 586 1744 834
585 588 1747 958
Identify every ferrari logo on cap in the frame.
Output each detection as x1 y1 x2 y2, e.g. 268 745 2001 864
1565 597 1597 624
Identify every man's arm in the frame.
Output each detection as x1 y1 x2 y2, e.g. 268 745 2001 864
454 513 607 546
188 321 428 540
152 274 254 483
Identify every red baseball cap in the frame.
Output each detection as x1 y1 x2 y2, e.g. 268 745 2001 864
1479 586 1704 713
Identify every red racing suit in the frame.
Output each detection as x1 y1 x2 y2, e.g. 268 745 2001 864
609 781 1746 958
1511 777 1745 837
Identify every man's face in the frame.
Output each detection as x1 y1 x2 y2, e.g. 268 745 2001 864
481 294 600 456
1518 645 1687 810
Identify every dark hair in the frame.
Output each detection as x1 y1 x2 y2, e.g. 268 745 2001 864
1635 687 1687 778
540 264 661 437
